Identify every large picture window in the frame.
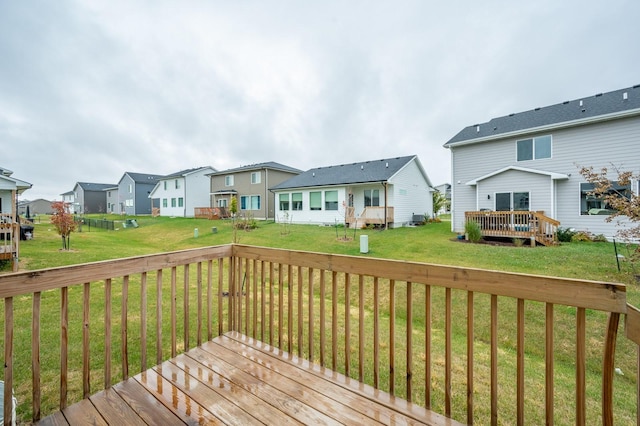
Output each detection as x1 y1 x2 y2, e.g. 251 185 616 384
580 181 630 215
310 192 322 210
495 192 529 211
325 191 338 210
517 135 551 161
292 193 303 210
364 189 380 207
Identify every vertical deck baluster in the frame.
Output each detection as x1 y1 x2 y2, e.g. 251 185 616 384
358 275 365 383
261 260 266 342
491 294 498 426
425 284 431 409
253 259 258 339
236 259 243 333
122 276 129 379
344 273 351 377
320 270 326 367
60 287 68 409
32 291 41 421
171 267 177 357
207 260 213 341
245 259 250 336
332 271 338 370
467 291 474 425
4 297 13 424
517 298 525 425
217 260 224 336
308 268 314 362
82 282 91 398
389 279 395 396
601 312 620 426
184 265 190 350
104 279 112 388
156 270 163 364
287 264 293 353
228 257 234 332
545 303 554 425
373 277 380 389
406 281 413 402
141 272 147 371
269 262 275 346
445 287 452 416
278 263 284 347
197 262 203 346
297 266 304 358
576 307 586 425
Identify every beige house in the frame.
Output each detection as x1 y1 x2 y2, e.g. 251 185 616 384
208 162 301 220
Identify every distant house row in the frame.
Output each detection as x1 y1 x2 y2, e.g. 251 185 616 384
57 155 435 228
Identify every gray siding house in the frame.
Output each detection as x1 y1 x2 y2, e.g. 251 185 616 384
117 172 163 215
271 155 433 228
208 162 302 220
72 182 115 214
149 166 216 217
444 84 640 239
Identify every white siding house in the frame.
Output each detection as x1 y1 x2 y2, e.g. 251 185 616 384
444 85 640 239
149 167 216 217
271 156 433 228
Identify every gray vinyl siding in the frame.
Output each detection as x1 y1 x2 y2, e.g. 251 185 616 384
388 160 432 227
477 170 551 214
450 114 640 238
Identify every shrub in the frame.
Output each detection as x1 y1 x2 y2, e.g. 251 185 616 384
592 234 608 242
465 220 483 243
571 231 593 242
557 227 577 242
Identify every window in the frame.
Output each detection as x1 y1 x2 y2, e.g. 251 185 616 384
225 176 234 186
178 198 184 207
364 189 380 207
128 184 133 193
517 135 551 161
163 181 167 190
175 179 180 189
125 199 133 207
495 192 529 211
580 181 630 215
251 172 261 184
310 192 322 210
279 194 290 210
171 198 176 207
292 193 303 210
162 198 168 208
218 199 228 208
241 195 261 210
325 190 338 210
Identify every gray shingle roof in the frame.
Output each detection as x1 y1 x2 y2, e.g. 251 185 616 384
125 172 165 183
77 182 116 191
208 161 302 176
445 84 640 146
163 166 215 179
270 156 417 190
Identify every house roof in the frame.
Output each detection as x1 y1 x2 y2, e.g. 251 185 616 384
162 166 216 179
124 172 165 184
75 182 116 192
208 161 302 176
270 155 424 190
445 84 640 147
466 166 569 186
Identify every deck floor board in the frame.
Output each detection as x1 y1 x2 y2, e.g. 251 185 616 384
36 332 463 425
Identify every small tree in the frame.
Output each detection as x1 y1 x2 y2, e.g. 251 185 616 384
50 201 77 250
432 191 449 218
230 196 238 243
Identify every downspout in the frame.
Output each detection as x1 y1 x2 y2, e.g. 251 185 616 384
382 181 388 229
264 168 269 220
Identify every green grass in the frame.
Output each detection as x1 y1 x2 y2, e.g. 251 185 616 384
3 215 640 423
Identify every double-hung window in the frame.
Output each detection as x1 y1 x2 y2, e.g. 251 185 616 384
310 192 322 210
279 194 290 210
324 191 338 210
292 193 303 210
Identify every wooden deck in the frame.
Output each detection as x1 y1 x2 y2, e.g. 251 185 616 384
37 332 460 426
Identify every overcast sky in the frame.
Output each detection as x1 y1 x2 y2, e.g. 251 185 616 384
2 1 639 201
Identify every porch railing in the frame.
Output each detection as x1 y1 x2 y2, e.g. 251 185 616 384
465 210 560 246
0 244 637 424
0 214 18 262
346 206 394 227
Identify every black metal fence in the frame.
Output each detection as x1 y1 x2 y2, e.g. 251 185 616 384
73 216 115 231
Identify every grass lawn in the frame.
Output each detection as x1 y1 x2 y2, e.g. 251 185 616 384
3 214 639 423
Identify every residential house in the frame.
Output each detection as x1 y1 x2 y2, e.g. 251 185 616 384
271 155 433 228
72 182 116 214
17 199 54 216
208 162 302 220
117 172 164 215
444 84 640 240
60 190 76 213
149 166 216 217
0 167 32 271
105 186 118 214
433 183 451 215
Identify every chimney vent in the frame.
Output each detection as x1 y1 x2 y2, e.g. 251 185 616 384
623 92 629 100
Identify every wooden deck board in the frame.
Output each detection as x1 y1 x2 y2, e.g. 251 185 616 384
37 332 464 425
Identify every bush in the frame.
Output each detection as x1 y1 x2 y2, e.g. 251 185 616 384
571 231 593 242
592 234 608 242
465 220 483 243
557 227 577 242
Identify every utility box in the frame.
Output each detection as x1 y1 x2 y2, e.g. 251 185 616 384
360 235 369 254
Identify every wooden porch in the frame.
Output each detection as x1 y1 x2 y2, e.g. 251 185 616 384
1 244 639 424
465 210 560 246
0 214 19 271
346 206 394 228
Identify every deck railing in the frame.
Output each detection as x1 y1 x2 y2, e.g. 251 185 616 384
465 210 560 246
347 206 394 227
0 214 18 263
0 244 638 424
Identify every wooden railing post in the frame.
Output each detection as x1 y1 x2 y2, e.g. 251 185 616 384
602 312 620 426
